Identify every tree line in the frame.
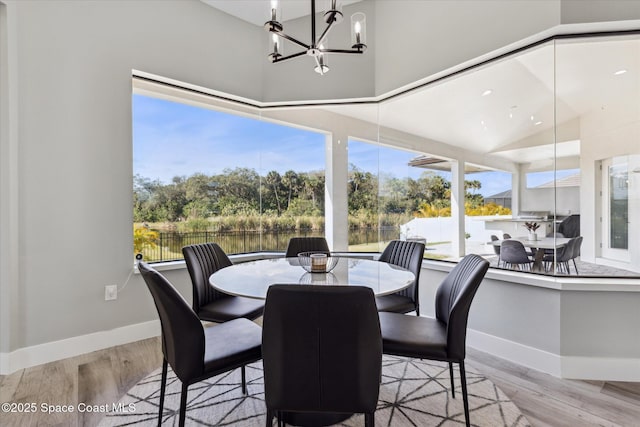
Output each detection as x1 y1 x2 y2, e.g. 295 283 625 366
133 165 499 224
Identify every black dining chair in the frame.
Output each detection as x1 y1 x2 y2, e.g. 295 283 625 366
500 240 533 271
378 254 489 427
375 240 425 316
502 233 512 239
262 285 382 427
183 243 264 323
284 236 330 257
138 262 262 427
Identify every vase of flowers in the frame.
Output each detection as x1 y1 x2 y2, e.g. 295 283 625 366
524 222 540 241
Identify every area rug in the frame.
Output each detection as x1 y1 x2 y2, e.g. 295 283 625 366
99 355 530 426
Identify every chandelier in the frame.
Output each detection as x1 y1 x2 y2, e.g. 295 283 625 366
264 0 367 75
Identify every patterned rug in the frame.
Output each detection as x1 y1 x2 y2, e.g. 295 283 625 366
99 355 530 426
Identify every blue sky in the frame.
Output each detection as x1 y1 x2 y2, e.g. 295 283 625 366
134 94 570 197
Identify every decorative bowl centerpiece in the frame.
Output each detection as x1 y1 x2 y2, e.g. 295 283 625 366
297 252 339 273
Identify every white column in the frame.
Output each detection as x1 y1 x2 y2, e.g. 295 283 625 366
324 132 349 251
450 160 466 257
511 164 522 217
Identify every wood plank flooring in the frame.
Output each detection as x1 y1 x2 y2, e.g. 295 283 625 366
1 338 638 426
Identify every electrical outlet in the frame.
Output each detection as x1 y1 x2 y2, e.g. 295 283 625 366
105 285 118 301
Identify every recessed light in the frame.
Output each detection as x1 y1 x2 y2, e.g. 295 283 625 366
530 115 534 121
481 89 492 97
614 69 627 75
535 121 542 126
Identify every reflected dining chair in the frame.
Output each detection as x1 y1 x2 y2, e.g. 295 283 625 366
138 262 262 427
375 239 425 316
571 236 583 274
500 240 533 271
490 235 501 267
284 236 330 257
544 236 579 274
378 254 489 427
262 285 382 427
183 243 264 322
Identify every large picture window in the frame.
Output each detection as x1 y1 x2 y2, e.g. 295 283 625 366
133 93 326 262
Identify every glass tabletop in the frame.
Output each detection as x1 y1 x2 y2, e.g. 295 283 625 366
209 257 415 299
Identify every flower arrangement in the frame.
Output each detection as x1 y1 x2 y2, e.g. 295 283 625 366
523 222 540 232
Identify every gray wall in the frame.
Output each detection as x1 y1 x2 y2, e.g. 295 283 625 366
0 0 265 352
373 0 561 95
561 0 640 24
420 266 640 360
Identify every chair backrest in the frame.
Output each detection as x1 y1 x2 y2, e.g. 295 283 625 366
284 237 330 257
490 235 501 255
557 237 579 262
379 240 425 305
500 240 531 264
262 285 382 414
434 254 489 360
558 214 580 238
182 243 233 312
572 236 583 258
138 262 204 383
503 233 512 239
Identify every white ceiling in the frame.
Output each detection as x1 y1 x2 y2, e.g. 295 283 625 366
321 36 639 166
201 0 362 26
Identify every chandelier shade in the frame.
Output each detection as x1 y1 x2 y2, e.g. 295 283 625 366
265 0 367 75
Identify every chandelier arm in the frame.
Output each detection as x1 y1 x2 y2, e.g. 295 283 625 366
319 48 365 54
316 16 336 47
311 0 316 46
271 31 310 50
271 50 309 62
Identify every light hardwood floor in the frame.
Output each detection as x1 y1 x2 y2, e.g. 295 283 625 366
1 338 639 427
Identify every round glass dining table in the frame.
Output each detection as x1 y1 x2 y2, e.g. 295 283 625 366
209 256 415 299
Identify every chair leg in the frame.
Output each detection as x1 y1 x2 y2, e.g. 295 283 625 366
179 382 188 427
265 408 274 427
573 258 578 274
158 358 168 427
448 362 455 398
365 412 374 427
459 361 470 427
241 365 247 394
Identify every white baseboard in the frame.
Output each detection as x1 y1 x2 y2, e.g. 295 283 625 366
467 328 640 381
467 328 562 377
0 320 160 375
2 321 638 381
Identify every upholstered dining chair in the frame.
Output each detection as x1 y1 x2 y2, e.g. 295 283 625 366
284 236 330 257
544 236 579 274
490 235 501 267
262 285 382 427
500 240 533 271
378 254 489 427
375 239 425 315
182 243 264 323
571 236 583 274
138 262 262 427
